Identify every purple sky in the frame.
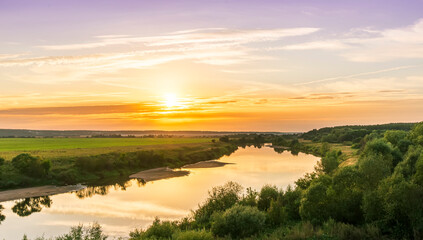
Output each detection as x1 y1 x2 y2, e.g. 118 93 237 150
1 0 423 131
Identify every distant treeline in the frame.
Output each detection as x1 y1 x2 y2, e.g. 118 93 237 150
301 123 415 143
0 129 286 138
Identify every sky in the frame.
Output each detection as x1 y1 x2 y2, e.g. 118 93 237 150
1 0 423 132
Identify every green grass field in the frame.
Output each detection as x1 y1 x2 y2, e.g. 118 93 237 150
0 138 215 160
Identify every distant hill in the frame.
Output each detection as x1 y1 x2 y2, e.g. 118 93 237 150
0 129 290 138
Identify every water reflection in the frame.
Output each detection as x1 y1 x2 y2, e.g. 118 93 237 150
273 147 286 154
75 179 145 199
0 205 5 223
12 196 52 217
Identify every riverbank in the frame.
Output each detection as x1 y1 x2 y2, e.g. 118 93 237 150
183 160 232 168
0 184 85 202
129 167 190 182
0 140 238 191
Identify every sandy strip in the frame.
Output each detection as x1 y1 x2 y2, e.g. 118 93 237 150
129 167 190 182
0 184 86 202
183 160 232 169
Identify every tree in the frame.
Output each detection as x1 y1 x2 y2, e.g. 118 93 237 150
299 175 333 225
316 150 340 174
358 153 391 190
257 185 279 211
410 122 423 146
211 204 266 238
384 130 407 147
193 182 242 227
331 166 364 224
11 154 51 178
320 142 331 156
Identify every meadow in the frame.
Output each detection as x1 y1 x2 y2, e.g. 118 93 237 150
0 137 215 160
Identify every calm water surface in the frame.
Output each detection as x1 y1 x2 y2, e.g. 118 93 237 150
0 146 319 239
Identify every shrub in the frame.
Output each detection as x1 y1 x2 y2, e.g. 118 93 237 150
0 157 4 166
130 218 177 240
173 230 213 240
239 187 258 207
267 196 288 226
257 185 279 211
316 151 340 174
283 222 321 240
193 182 242 227
299 175 333 225
56 222 107 240
211 204 266 238
11 154 50 178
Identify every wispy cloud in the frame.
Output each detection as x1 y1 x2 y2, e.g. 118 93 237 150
0 27 320 84
273 18 423 62
39 28 320 50
296 65 417 85
274 40 348 50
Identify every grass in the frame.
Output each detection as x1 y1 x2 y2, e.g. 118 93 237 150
0 138 215 160
299 139 359 166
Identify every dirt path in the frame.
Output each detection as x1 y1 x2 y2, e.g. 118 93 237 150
0 184 85 202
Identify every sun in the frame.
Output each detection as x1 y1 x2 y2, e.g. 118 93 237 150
163 93 179 108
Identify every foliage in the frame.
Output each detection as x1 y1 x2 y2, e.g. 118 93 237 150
0 142 237 190
257 185 279 211
19 121 423 239
210 204 266 238
172 230 213 240
316 150 340 174
193 182 242 227
11 154 51 178
130 218 177 240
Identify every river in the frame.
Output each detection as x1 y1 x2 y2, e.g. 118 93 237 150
0 145 319 239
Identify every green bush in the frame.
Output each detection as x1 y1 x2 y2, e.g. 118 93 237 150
11 154 50 178
0 157 4 166
130 218 177 240
193 182 242 227
322 219 381 240
56 223 107 240
211 204 266 238
257 185 279 211
299 175 333 225
317 151 340 174
173 230 213 240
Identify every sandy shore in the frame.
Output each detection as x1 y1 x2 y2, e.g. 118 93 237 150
129 167 190 182
183 160 232 169
0 184 86 202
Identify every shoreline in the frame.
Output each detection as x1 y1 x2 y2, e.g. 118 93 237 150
0 184 86 202
183 160 232 168
129 167 190 182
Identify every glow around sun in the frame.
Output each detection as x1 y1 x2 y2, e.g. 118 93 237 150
163 93 180 108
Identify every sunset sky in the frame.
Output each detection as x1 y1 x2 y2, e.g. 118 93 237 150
1 0 423 131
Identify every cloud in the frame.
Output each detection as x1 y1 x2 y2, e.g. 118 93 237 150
273 18 423 62
39 28 320 50
296 65 416 85
0 27 319 79
0 104 152 115
274 40 348 50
